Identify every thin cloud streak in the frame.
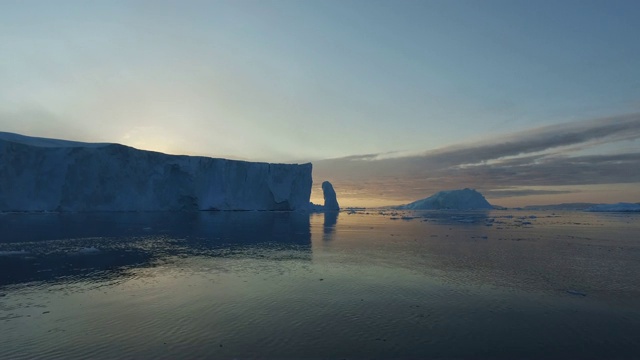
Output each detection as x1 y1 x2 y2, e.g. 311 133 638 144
325 114 640 166
482 189 576 198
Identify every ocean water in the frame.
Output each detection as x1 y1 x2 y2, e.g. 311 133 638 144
0 210 639 359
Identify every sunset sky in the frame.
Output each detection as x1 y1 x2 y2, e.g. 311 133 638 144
1 0 639 207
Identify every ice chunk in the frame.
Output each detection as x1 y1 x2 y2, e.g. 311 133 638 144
77 247 101 254
566 289 587 296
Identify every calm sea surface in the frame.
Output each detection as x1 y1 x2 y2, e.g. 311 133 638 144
1 210 639 359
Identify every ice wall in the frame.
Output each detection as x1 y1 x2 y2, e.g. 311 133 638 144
0 133 312 211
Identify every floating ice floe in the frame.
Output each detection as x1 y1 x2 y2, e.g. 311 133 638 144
0 250 28 256
566 289 587 296
77 247 101 255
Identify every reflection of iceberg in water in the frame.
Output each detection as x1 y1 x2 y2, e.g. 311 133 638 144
0 212 311 287
323 211 339 241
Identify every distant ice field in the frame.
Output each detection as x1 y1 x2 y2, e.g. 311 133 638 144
1 210 639 359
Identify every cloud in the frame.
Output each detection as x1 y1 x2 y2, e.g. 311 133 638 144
313 114 640 205
320 113 640 169
443 152 640 187
424 114 640 166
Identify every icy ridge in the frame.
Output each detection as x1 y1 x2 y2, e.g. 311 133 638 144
586 203 640 212
0 134 312 211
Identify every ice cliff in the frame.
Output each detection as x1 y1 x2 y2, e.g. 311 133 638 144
0 132 312 211
400 188 493 210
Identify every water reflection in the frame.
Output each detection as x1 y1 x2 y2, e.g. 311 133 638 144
411 210 491 225
0 211 311 287
323 211 339 241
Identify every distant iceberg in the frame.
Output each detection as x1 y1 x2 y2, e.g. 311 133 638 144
0 132 312 211
523 203 598 211
399 188 493 210
586 203 640 212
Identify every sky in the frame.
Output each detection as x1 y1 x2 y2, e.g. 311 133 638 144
1 0 639 207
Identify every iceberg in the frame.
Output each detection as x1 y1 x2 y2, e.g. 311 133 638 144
399 188 493 210
321 181 340 211
0 132 312 211
308 180 340 212
586 203 640 212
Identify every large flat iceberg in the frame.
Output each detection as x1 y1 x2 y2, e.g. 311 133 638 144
0 132 312 211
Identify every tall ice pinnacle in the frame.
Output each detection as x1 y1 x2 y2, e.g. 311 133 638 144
322 181 340 211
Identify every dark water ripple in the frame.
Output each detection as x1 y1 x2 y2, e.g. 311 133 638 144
1 211 639 358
